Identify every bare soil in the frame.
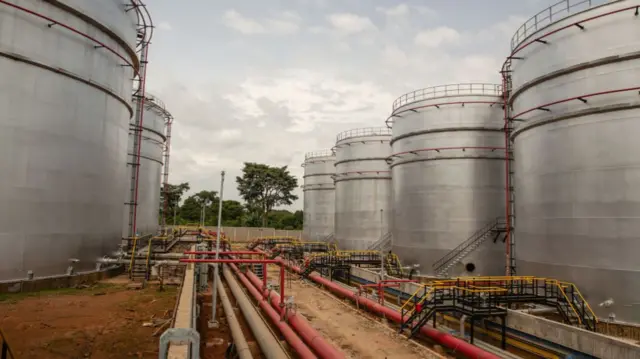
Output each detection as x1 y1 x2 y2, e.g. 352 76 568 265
0 277 178 359
271 266 445 359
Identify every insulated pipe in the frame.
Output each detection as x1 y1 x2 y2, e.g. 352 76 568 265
228 263 317 359
284 262 500 359
215 270 253 359
243 270 346 359
221 265 289 359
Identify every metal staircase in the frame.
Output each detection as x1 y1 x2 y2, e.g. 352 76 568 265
252 264 264 280
399 276 598 339
128 237 152 283
367 231 392 251
432 218 507 277
299 250 407 279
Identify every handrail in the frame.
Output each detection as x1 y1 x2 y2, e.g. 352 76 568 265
145 238 153 280
558 281 599 324
0 327 16 359
511 0 596 50
547 279 583 325
336 127 392 142
433 217 505 270
401 285 432 313
392 83 503 111
304 149 335 161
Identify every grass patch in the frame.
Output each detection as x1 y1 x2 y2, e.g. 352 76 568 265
0 283 123 304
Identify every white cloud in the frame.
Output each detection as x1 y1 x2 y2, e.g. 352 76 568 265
376 4 436 17
414 26 461 48
222 9 301 35
158 21 173 31
327 13 376 35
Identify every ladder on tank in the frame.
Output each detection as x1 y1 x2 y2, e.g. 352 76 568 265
501 56 517 275
432 218 507 277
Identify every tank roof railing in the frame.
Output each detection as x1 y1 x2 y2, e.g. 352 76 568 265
392 83 502 111
304 149 336 161
511 0 598 51
336 127 392 142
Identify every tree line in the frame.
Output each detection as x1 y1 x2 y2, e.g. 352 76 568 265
160 162 302 230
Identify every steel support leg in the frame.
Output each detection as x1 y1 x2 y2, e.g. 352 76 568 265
470 318 475 344
501 316 507 350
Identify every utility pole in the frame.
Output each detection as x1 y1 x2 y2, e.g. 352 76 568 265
209 171 225 328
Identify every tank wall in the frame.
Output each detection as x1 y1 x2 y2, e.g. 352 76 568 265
302 155 335 241
334 133 392 250
390 94 505 276
123 101 166 237
0 0 135 280
511 0 640 323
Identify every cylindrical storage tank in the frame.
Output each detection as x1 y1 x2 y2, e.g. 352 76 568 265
0 0 139 280
334 127 392 250
123 94 168 237
302 150 336 242
389 84 505 276
509 0 640 323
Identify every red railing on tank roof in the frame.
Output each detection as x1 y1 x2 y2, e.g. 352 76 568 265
392 83 503 111
511 0 599 51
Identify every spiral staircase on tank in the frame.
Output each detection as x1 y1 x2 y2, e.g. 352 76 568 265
432 217 508 277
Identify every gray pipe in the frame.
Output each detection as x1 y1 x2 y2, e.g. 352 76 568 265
222 265 289 359
97 258 182 266
216 270 253 359
460 315 467 338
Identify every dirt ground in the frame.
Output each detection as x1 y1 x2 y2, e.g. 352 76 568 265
270 266 445 359
0 277 178 359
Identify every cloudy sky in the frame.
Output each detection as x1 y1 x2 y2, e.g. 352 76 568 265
145 0 553 210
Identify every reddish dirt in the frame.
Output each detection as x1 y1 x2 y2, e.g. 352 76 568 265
267 266 446 359
0 278 178 359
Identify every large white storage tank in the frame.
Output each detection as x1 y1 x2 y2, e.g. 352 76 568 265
0 0 140 280
123 94 168 237
302 150 336 241
334 127 392 250
509 0 640 322
389 84 506 276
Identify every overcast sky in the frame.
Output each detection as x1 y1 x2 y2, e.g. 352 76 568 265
144 0 554 210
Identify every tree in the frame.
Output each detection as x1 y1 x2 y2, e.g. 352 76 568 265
160 182 190 224
221 200 244 226
180 190 219 225
236 163 298 227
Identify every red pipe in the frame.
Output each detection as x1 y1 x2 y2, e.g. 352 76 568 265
284 262 500 359
227 263 317 359
244 271 346 359
180 258 284 300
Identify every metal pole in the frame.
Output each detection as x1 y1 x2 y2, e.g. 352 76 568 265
173 202 177 225
380 209 385 279
210 171 226 328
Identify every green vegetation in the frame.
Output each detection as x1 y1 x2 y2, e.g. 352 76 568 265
161 162 302 229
